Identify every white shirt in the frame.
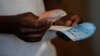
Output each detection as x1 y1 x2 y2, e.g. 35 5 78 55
0 0 57 56
0 0 45 16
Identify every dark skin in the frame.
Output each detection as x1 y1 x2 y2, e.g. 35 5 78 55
0 12 51 42
0 0 80 42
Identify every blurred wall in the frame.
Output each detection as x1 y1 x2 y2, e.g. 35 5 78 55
88 0 100 56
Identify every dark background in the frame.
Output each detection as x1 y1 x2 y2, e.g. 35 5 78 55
44 0 99 56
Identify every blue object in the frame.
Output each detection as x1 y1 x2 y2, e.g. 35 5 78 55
57 22 96 41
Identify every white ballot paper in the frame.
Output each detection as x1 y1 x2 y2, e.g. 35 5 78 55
49 23 96 41
49 25 72 31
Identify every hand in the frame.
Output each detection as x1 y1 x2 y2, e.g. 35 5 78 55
54 13 80 26
39 9 80 27
11 12 51 42
54 13 80 41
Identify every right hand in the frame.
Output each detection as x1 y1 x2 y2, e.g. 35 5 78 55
10 12 51 42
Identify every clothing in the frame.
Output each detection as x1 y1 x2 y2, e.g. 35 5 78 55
0 0 45 16
0 0 57 56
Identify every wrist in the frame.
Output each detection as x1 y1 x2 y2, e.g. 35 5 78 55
0 15 20 33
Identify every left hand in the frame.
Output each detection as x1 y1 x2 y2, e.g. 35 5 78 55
54 14 80 27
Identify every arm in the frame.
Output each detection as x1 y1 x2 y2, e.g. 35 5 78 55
0 16 19 33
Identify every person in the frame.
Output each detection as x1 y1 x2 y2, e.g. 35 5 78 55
0 0 80 56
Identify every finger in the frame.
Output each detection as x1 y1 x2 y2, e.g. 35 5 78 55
65 20 72 27
33 20 51 28
21 19 51 28
17 29 46 42
20 22 51 34
72 19 79 26
33 20 51 33
17 33 44 42
20 27 45 34
53 19 65 25
72 15 80 26
20 28 39 33
16 32 45 42
67 14 80 26
21 33 44 39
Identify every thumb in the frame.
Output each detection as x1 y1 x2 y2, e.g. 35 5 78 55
34 20 52 28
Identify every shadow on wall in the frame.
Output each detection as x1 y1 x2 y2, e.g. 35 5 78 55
88 0 100 56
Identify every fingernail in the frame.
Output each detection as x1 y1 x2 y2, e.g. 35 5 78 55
65 20 72 26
